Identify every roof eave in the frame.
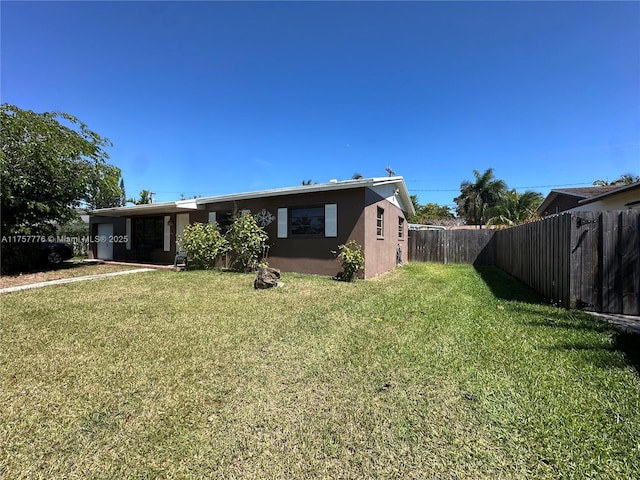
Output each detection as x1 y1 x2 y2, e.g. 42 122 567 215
89 176 415 217
578 182 640 205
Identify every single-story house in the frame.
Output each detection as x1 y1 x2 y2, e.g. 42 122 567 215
89 176 415 279
537 182 640 217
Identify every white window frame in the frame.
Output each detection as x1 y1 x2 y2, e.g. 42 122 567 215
376 207 384 238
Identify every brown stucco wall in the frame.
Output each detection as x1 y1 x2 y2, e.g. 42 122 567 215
202 188 366 277
362 190 408 278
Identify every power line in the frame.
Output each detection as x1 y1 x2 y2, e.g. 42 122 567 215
409 181 594 192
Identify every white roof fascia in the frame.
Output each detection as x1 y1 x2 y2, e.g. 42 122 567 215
192 177 379 205
91 200 200 216
192 176 415 215
90 176 415 217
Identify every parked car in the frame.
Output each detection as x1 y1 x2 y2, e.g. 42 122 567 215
41 242 74 264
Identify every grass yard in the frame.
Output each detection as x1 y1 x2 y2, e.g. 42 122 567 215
1 263 638 479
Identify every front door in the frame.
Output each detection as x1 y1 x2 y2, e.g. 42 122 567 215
97 223 113 260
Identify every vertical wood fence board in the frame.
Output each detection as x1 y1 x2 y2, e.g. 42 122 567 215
601 212 620 313
621 212 639 314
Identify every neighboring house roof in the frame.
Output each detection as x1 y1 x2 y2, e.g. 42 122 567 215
90 176 416 217
537 185 625 216
577 182 640 207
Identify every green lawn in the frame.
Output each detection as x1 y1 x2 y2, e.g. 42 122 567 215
1 264 638 479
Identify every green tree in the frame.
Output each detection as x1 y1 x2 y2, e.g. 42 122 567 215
486 189 543 227
85 164 125 209
178 222 229 270
408 201 454 224
409 194 420 214
225 212 269 272
454 168 507 227
0 104 119 237
119 178 127 206
593 174 639 186
130 189 153 205
335 240 364 282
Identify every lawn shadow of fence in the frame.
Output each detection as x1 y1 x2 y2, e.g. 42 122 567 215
474 265 640 375
474 265 547 305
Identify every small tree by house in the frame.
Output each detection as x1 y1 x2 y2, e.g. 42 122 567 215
178 222 229 270
225 212 269 272
334 240 365 282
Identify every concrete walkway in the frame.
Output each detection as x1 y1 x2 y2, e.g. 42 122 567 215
0 268 155 294
587 312 640 334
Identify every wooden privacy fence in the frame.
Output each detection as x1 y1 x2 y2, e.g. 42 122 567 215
494 214 572 309
409 229 496 265
408 211 640 315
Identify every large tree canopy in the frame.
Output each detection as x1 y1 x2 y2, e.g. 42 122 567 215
0 104 123 235
407 195 454 225
453 168 545 227
454 168 507 227
486 189 544 227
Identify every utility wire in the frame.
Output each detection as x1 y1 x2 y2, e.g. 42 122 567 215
409 182 594 192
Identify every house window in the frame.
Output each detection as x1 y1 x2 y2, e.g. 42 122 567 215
217 212 234 232
377 207 384 237
210 211 234 232
290 206 325 236
132 217 164 249
398 217 405 239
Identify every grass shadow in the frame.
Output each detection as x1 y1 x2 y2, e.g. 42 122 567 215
612 331 640 373
475 265 640 375
4 260 88 276
474 265 547 305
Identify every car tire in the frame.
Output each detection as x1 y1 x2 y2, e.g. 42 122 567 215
48 251 63 264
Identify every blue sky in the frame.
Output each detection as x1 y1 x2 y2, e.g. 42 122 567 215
2 1 639 209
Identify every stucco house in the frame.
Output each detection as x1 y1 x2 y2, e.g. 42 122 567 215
537 182 640 217
89 176 415 279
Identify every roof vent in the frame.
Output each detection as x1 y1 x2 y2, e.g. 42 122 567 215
329 179 338 183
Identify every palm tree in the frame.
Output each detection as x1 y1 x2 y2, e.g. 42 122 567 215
455 168 507 228
487 190 543 227
593 173 639 186
614 174 639 185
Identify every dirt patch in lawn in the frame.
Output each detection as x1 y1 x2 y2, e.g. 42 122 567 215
0 262 138 289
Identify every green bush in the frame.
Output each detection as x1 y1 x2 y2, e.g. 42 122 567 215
225 212 269 272
178 222 229 270
1 242 42 274
58 221 89 257
335 240 364 281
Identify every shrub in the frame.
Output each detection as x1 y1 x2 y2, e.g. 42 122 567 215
225 212 269 272
1 242 42 274
335 240 364 281
178 222 229 270
58 221 89 257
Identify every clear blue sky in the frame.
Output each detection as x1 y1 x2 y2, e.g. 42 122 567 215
2 1 639 209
